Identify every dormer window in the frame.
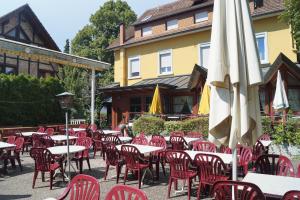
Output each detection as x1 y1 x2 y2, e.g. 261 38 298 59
142 26 152 36
195 11 208 23
166 19 178 31
141 15 152 22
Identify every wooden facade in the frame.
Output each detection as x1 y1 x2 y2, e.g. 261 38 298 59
0 4 60 78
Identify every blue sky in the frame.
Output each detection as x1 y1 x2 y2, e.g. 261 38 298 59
0 0 175 50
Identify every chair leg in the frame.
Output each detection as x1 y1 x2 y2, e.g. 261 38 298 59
86 157 91 170
16 156 22 171
167 177 172 199
79 158 83 173
50 171 54 190
116 165 122 184
161 161 166 176
104 164 109 180
124 167 128 185
138 169 142 189
32 171 38 189
93 148 96 158
155 162 159 180
174 179 178 190
188 178 191 200
197 182 201 200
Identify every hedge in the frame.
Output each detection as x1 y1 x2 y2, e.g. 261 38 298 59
0 74 64 126
132 116 165 136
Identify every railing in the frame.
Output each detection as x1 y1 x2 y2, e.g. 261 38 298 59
70 119 86 125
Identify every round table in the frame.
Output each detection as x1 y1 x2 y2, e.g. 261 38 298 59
21 132 46 137
47 145 85 155
50 135 78 142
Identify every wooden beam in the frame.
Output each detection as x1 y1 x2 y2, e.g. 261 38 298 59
37 59 40 78
16 56 19 74
3 53 6 73
28 58 31 74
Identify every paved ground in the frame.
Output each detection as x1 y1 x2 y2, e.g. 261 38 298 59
0 151 205 200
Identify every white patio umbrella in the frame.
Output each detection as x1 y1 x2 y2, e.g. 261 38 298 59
207 0 263 181
273 70 289 111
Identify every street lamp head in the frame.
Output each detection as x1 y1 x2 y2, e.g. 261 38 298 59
56 92 74 109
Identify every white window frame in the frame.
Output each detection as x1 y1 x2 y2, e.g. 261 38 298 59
128 56 141 79
255 32 269 64
195 11 208 23
158 49 173 75
198 42 211 68
142 26 152 36
166 19 178 30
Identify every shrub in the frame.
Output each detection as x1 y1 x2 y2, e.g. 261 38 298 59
132 116 164 136
272 119 300 145
164 121 183 133
261 116 274 134
0 74 64 126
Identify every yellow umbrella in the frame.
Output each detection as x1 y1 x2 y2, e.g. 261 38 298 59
149 85 163 114
198 83 210 115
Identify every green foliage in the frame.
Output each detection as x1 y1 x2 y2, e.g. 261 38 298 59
261 116 274 135
281 0 300 49
132 116 165 136
164 121 183 133
272 120 300 145
0 74 64 126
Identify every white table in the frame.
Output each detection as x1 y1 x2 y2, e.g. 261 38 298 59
71 128 86 132
21 132 46 137
185 150 233 164
102 130 121 135
0 141 16 149
260 140 272 147
48 145 85 155
116 144 163 155
243 173 300 197
164 136 202 144
50 135 78 142
119 136 132 143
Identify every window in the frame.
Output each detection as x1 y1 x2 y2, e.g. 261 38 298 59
130 97 141 112
159 49 172 75
145 96 153 112
166 19 178 30
256 33 268 64
195 11 208 23
199 43 210 68
142 26 152 36
128 56 140 78
173 96 193 114
288 89 300 111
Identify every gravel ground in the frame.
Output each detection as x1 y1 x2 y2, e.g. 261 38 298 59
0 151 206 200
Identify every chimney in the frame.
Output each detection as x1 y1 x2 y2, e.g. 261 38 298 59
119 23 125 45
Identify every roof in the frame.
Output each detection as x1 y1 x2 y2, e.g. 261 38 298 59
0 4 60 51
108 0 285 50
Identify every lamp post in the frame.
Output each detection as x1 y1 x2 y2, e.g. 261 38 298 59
56 92 74 182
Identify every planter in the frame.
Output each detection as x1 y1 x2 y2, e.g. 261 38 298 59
269 143 300 157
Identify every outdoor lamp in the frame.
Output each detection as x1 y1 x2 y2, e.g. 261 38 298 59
56 92 74 182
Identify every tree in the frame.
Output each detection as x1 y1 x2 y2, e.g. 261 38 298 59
281 0 300 50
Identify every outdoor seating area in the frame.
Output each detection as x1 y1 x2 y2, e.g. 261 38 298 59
0 124 300 199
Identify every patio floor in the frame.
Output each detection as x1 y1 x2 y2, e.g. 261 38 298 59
0 151 210 200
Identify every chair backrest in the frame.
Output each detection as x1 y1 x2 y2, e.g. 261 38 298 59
170 131 184 137
282 190 300 200
32 134 44 148
193 141 216 152
212 180 266 200
79 124 88 129
254 154 280 175
45 128 55 136
41 135 55 148
68 128 77 136
149 137 166 156
194 153 227 182
121 145 142 169
252 140 266 160
77 131 87 138
151 135 164 140
105 135 121 145
7 136 16 144
186 131 203 139
132 136 148 145
258 133 271 141
239 147 253 166
76 137 93 158
165 151 193 179
59 174 100 200
220 145 232 154
37 127 45 133
105 143 120 166
276 155 295 177
105 185 148 200
30 148 52 172
89 124 98 132
14 137 24 152
170 136 186 150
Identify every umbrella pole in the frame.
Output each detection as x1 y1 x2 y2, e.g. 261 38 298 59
232 147 237 181
65 111 70 183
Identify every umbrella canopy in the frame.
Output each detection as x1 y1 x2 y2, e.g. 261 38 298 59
198 83 210 115
273 70 289 111
207 0 263 149
149 85 163 114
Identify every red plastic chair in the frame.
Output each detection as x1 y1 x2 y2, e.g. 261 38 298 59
149 137 167 179
258 133 271 141
79 124 88 129
297 164 300 178
104 143 124 183
170 136 187 150
132 135 148 145
77 131 87 138
92 133 106 159
37 127 45 133
105 185 148 200
6 135 16 144
276 155 295 177
170 131 184 137
220 145 232 154
105 135 121 145
252 140 266 162
238 147 253 176
32 134 44 148
121 145 151 189
89 124 98 132
211 180 266 200
41 135 55 148
282 190 300 200
165 151 197 200
68 128 76 136
151 135 164 140
194 153 229 199
56 174 100 200
6 137 24 171
30 148 63 190
254 154 280 175
186 131 203 139
193 141 216 152
74 137 92 172
45 128 55 136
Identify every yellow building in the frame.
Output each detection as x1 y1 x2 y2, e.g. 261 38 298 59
102 0 300 128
